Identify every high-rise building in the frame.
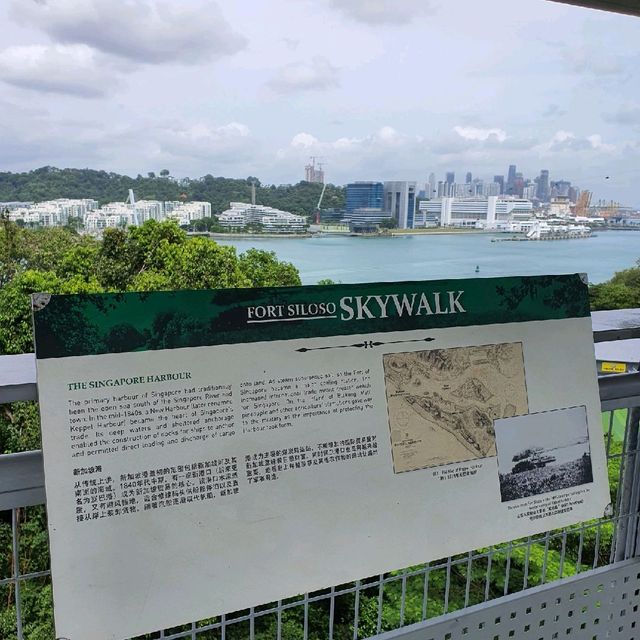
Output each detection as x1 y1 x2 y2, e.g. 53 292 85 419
345 182 384 215
454 183 473 197
304 159 325 183
506 165 517 194
446 172 455 185
483 182 501 197
494 175 505 194
551 180 571 198
384 181 417 229
427 172 437 199
536 170 550 202
465 172 472 184
568 186 579 203
513 175 525 198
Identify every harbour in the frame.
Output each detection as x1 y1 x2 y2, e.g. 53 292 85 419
216 229 640 285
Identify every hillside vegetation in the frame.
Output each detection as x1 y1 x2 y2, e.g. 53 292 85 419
0 167 345 217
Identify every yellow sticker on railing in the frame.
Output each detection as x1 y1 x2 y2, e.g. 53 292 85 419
601 361 627 373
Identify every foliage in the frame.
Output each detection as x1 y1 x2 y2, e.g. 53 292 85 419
589 259 640 310
0 167 345 218
378 218 398 229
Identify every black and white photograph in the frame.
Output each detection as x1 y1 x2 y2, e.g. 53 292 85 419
495 406 593 502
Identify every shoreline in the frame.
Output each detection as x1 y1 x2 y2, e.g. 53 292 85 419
197 227 638 240
196 232 313 239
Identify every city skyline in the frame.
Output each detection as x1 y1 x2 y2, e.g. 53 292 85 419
0 1 639 206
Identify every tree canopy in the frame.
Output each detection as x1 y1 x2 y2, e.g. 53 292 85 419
0 219 300 367
589 260 640 310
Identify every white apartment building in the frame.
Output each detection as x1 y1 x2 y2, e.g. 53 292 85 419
416 196 534 228
218 202 306 233
134 200 164 223
167 201 212 226
7 198 99 226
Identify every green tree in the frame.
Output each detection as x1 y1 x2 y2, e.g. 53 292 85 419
589 260 640 310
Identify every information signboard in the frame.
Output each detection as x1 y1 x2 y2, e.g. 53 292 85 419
33 274 610 640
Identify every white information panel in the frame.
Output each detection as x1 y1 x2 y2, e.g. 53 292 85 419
32 275 610 640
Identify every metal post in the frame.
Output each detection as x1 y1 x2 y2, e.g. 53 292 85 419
615 407 640 561
12 507 24 640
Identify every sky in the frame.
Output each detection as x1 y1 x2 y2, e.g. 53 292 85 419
0 0 639 206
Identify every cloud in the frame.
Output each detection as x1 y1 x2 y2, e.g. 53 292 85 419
328 0 436 25
0 99 111 168
276 126 426 180
0 105 256 177
0 44 119 97
268 57 339 94
156 122 252 160
454 126 507 143
535 130 616 154
10 0 246 65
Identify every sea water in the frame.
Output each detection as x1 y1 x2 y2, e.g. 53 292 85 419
216 230 640 285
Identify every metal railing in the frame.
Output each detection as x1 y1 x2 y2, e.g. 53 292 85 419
1 313 640 640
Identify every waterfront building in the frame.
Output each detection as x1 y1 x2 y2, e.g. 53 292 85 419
6 198 99 226
416 196 533 228
549 196 572 218
345 182 384 215
218 202 306 233
166 201 211 225
133 200 164 223
383 181 417 229
348 207 393 232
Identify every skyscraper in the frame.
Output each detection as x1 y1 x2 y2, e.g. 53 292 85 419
494 175 505 194
384 181 417 229
446 172 455 186
465 172 472 184
345 182 384 215
506 165 517 194
427 172 437 199
536 170 550 202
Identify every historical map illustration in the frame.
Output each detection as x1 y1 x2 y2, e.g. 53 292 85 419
383 343 529 473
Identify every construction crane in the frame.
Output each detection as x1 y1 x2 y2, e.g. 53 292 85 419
314 182 328 224
573 190 592 217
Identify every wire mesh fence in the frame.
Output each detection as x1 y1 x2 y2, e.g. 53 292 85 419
1 403 638 640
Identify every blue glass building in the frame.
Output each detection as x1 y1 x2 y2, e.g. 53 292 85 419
346 182 384 215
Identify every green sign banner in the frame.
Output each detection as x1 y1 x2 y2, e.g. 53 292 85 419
33 273 589 358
